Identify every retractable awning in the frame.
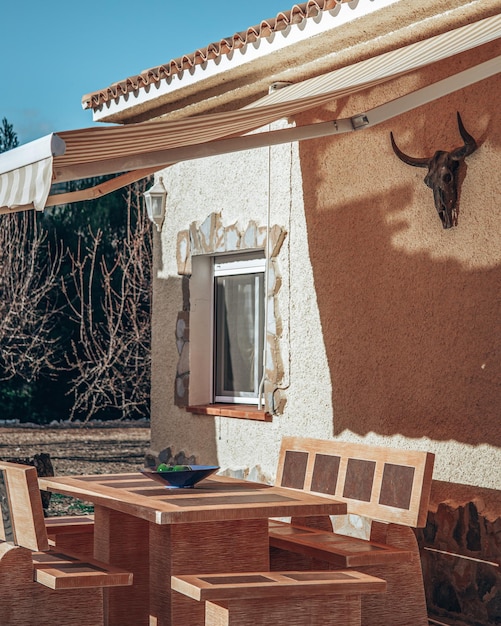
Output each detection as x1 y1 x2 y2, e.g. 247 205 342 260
1 13 500 214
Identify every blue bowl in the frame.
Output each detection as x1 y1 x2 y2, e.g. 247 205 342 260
140 465 219 488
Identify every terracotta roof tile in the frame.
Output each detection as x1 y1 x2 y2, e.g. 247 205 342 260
82 0 348 110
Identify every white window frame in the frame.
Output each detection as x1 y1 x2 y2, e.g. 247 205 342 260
212 253 266 405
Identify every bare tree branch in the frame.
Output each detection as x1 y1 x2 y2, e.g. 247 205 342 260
0 212 62 382
63 180 152 421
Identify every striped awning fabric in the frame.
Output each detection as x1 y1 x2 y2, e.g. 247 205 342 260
0 134 66 212
1 13 500 213
0 157 53 212
246 13 501 109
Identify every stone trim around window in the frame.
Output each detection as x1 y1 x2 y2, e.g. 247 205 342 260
174 212 287 418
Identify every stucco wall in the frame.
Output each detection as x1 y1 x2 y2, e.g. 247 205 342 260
150 40 501 491
294 38 501 491
150 129 334 482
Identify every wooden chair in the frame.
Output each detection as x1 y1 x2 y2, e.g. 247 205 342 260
172 569 386 626
269 437 435 626
12 451 96 557
0 461 132 625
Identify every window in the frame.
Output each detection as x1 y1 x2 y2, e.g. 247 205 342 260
213 254 265 404
179 214 285 419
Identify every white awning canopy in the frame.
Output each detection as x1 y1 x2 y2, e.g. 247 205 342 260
1 13 500 214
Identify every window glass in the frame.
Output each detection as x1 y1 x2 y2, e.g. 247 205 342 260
214 255 265 404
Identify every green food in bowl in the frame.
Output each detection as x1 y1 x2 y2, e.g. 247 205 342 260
156 463 173 472
156 463 192 472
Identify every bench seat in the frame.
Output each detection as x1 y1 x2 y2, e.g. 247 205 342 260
172 569 386 626
44 514 95 557
269 518 411 567
32 549 132 590
0 543 113 626
44 514 95 536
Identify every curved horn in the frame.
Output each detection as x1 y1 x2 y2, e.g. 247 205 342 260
390 132 430 168
451 111 477 160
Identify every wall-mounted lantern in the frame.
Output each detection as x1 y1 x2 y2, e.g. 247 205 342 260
144 177 167 232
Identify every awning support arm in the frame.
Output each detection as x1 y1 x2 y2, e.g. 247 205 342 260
43 55 500 208
45 167 159 208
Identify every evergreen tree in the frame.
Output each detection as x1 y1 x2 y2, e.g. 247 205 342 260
0 118 19 152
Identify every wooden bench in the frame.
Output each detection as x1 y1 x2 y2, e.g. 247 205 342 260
172 569 386 626
269 436 435 626
44 514 95 558
0 461 132 625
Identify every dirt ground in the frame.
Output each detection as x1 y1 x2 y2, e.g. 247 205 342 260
0 424 150 474
0 423 151 515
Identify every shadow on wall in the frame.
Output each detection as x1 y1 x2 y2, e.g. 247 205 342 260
151 237 218 465
299 114 501 447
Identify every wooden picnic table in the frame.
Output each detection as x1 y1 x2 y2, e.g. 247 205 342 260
39 471 347 626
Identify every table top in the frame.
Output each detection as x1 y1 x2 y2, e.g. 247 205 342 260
39 472 347 524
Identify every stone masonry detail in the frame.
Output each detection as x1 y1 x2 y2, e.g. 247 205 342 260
416 500 501 625
175 212 286 413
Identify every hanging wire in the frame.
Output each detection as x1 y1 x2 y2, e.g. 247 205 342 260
257 137 272 409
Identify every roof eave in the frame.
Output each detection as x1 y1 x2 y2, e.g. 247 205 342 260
85 0 501 126
84 0 402 124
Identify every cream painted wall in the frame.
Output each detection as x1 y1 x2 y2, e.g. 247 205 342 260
150 127 334 483
150 42 501 491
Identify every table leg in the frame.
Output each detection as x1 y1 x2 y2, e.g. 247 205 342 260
93 505 150 626
149 519 270 626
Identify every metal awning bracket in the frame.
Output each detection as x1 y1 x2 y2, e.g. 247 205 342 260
351 114 370 130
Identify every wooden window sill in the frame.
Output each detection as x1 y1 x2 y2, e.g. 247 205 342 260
186 404 272 422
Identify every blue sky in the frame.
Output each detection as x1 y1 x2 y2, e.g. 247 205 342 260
2 1 291 145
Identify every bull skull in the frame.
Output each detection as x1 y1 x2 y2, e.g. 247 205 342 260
390 112 478 229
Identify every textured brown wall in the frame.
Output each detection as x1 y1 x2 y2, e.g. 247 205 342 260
416 481 501 624
297 40 501 447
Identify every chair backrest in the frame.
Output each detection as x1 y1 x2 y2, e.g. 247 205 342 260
0 461 49 552
275 437 434 527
